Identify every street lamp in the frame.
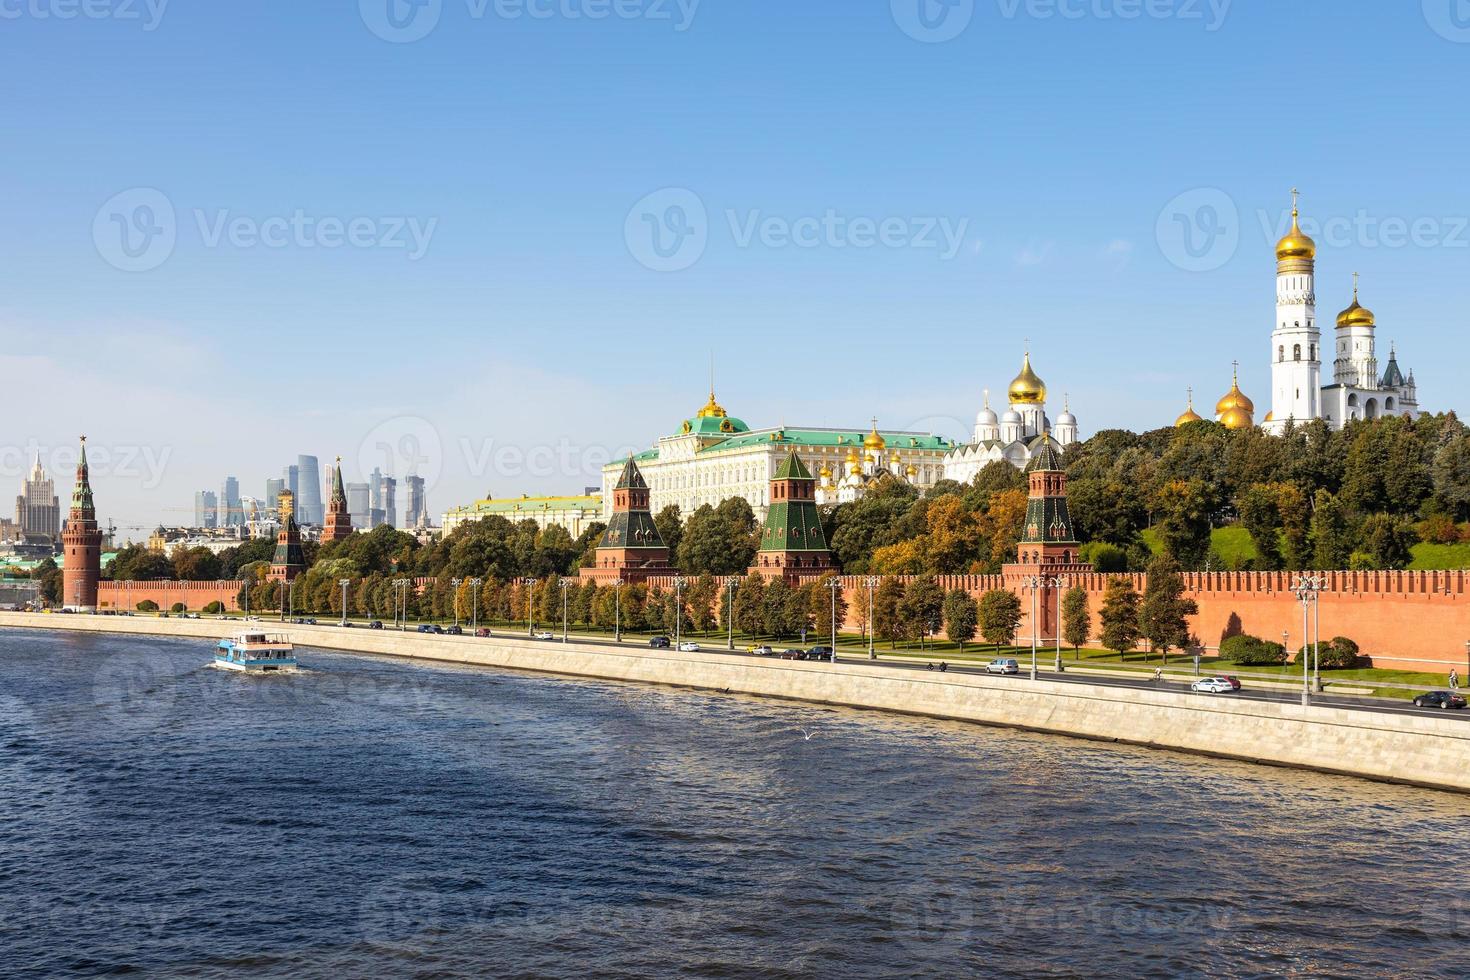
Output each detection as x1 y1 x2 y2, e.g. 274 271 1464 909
338 579 350 627
864 576 880 660
827 577 843 664
672 575 686 650
1054 575 1067 673
724 576 739 651
613 577 624 642
1292 575 1327 704
1022 574 1065 681
560 578 572 643
469 578 482 633
451 578 462 629
393 578 409 631
519 577 537 636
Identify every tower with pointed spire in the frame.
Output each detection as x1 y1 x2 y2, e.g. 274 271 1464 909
269 489 305 582
322 457 354 543
580 457 673 583
1263 188 1321 435
1001 433 1090 643
750 450 834 580
61 436 102 610
16 451 60 543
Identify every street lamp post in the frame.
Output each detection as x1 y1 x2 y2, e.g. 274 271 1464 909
865 577 880 660
519 578 537 636
1055 576 1067 673
1292 575 1326 704
451 578 462 629
672 576 686 650
613 578 624 642
393 578 410 631
469 578 482 632
560 579 571 643
339 579 350 627
1023 574 1065 681
827 577 843 664
724 576 738 651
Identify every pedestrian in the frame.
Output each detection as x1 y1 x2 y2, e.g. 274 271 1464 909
1451 669 1459 691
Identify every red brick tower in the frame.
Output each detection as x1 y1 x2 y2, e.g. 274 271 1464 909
1002 436 1091 641
269 489 306 582
579 457 672 583
322 456 353 544
61 435 102 611
750 450 834 581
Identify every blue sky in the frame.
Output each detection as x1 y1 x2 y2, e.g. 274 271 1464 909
4 1 1467 532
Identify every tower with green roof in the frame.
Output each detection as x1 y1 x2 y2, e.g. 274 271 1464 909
750 450 834 580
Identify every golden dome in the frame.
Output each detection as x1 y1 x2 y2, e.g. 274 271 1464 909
1275 189 1316 269
819 462 832 478
845 447 861 465
1175 389 1203 427
695 390 727 419
1337 277 1375 329
1215 368 1255 418
905 463 918 477
1008 352 1046 405
863 422 886 451
1219 407 1254 431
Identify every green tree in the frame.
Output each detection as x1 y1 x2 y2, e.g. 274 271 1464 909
1139 556 1199 664
899 575 945 649
1432 433 1470 520
1153 479 1216 569
677 500 759 575
1061 586 1091 652
1361 514 1417 570
1237 484 1283 570
810 574 848 642
733 573 767 639
978 589 1022 652
942 589 978 651
653 505 683 561
1309 490 1352 571
873 578 906 649
1099 578 1141 657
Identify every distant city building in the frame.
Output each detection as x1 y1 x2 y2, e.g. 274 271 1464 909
369 467 385 528
379 474 397 529
405 475 427 529
15 454 60 543
346 482 371 530
296 455 323 526
265 478 285 511
283 464 299 502
442 494 604 537
219 476 242 527
62 436 101 611
194 490 218 528
148 525 248 557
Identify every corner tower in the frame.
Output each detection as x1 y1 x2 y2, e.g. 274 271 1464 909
1266 188 1320 434
61 436 102 611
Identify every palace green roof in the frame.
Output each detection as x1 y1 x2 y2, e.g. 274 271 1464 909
698 428 953 455
448 495 602 518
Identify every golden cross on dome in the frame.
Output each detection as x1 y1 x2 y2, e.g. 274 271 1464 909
1232 360 1240 385
1353 270 1360 298
1290 187 1300 216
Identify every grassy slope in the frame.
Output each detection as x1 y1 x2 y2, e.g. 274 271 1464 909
1141 527 1468 571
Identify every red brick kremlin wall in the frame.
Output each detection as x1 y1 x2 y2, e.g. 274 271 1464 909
646 570 1470 674
98 581 243 611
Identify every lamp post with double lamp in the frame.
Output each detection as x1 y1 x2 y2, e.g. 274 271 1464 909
451 578 462 629
827 577 843 664
613 578 624 642
672 575 686 650
560 579 572 643
1054 575 1068 673
724 576 739 651
1292 575 1327 703
519 578 537 636
469 578 482 633
865 577 880 660
1022 574 1066 681
338 579 350 627
393 578 410 631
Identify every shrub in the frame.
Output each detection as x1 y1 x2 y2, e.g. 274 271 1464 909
1298 636 1361 670
170 602 186 614
1220 633 1288 666
202 601 224 615
136 599 158 612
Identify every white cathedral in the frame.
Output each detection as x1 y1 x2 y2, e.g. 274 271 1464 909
942 351 1079 482
1261 191 1420 434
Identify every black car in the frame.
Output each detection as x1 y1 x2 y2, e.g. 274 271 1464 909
445 625 463 636
780 648 805 660
369 620 384 630
806 646 833 661
1413 691 1467 710
648 636 671 649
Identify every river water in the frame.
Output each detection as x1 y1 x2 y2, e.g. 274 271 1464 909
2 628 1468 978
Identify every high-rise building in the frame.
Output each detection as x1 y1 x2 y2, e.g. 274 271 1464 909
346 482 371 530
283 464 299 504
296 455 323 526
219 476 241 527
369 467 384 527
15 453 60 542
379 474 397 530
265 478 285 509
194 490 218 528
62 437 101 610
405 475 427 528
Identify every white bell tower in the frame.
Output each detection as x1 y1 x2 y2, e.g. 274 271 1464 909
1266 189 1321 434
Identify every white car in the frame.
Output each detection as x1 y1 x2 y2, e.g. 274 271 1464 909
678 641 701 652
532 631 555 641
986 658 1020 675
1191 677 1235 694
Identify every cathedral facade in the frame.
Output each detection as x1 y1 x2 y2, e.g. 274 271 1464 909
942 352 1079 482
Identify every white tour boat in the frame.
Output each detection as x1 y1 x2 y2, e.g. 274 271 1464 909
214 631 298 674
